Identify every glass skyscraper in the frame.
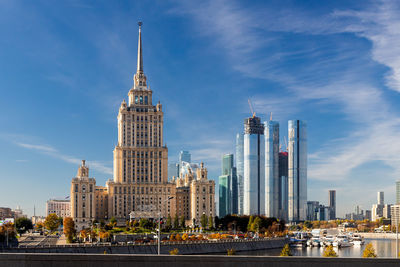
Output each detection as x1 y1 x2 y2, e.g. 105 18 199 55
179 150 191 164
265 120 280 218
219 154 238 217
244 116 265 215
329 190 336 219
236 133 244 215
168 163 179 180
288 120 307 222
279 151 288 221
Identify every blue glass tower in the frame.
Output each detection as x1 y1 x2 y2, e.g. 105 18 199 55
236 133 244 215
218 154 238 217
288 120 307 222
179 151 191 164
264 120 280 218
244 116 265 215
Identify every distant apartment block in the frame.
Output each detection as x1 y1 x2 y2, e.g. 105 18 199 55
46 198 71 218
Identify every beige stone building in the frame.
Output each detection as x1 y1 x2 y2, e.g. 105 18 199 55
46 198 71 218
70 23 214 230
172 162 215 227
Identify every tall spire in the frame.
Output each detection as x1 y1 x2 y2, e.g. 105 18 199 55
132 21 147 90
137 21 143 73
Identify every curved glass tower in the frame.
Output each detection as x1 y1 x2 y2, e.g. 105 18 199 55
244 116 265 215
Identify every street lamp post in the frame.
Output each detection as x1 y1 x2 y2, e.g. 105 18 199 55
158 196 174 255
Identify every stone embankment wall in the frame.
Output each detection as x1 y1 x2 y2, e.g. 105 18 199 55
360 233 398 239
0 254 399 267
0 238 286 255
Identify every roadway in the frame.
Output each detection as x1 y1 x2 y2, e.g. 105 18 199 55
18 234 59 247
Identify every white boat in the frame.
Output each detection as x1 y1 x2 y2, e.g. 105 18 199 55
312 238 321 247
351 234 365 246
333 234 353 248
323 235 335 246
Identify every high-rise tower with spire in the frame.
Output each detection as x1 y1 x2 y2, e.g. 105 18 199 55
70 23 215 230
108 22 175 221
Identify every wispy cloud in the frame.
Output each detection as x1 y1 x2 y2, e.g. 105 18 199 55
171 0 400 189
15 141 112 175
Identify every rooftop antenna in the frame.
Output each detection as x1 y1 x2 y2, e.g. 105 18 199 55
248 99 256 118
270 112 273 121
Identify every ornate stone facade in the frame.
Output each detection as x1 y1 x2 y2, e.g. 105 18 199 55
70 23 214 229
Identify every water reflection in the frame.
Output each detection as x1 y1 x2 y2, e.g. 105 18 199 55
235 239 400 258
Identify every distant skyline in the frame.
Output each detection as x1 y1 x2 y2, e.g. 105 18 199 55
1 0 400 217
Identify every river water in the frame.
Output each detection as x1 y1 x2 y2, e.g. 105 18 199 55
235 239 400 258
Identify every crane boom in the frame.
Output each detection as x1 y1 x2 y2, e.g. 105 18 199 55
248 99 256 118
284 136 288 151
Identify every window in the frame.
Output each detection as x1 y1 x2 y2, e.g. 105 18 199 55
145 96 148 104
75 184 78 192
135 96 138 104
140 96 143 104
82 185 86 193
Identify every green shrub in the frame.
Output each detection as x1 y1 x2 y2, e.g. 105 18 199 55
323 245 338 257
227 248 236 256
169 248 179 255
280 244 292 256
363 243 377 258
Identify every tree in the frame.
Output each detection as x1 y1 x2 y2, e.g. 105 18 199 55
200 214 208 228
180 216 185 229
166 215 172 230
280 244 292 256
15 217 33 234
173 214 179 229
363 243 377 258
251 217 262 232
63 217 76 243
35 222 44 232
44 213 60 232
182 233 188 241
304 221 312 229
247 216 254 231
99 231 110 241
110 217 117 226
175 233 182 241
323 245 338 257
208 216 213 230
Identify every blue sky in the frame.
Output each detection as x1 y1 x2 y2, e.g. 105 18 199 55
1 0 400 218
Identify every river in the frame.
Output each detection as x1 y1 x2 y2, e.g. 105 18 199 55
234 239 400 258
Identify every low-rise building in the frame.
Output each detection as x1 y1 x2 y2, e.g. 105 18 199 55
0 207 13 220
46 198 71 218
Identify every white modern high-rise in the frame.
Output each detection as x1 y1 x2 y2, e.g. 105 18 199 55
264 120 279 218
243 116 265 215
288 120 307 222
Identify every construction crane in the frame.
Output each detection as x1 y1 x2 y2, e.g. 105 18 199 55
248 99 256 118
284 136 288 151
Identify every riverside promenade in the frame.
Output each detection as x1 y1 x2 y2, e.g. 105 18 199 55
0 253 399 267
0 238 287 255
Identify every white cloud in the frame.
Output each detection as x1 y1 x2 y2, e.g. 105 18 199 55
15 141 113 175
171 0 400 193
